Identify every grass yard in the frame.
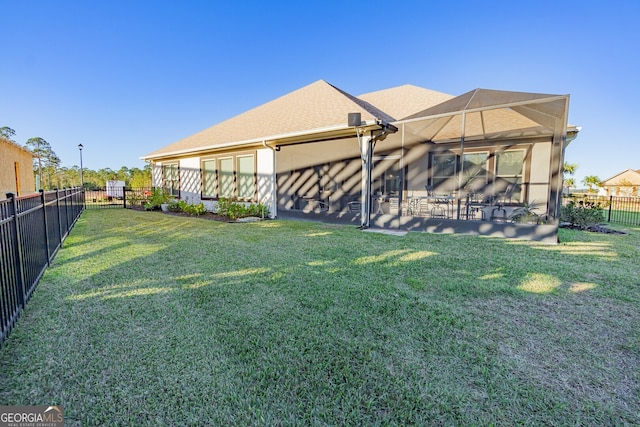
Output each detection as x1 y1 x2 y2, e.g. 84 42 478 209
1 209 638 426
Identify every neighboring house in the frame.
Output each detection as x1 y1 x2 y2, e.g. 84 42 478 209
0 137 36 200
599 169 640 196
142 80 579 242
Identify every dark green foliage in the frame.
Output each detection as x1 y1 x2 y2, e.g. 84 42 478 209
217 197 269 220
561 200 605 229
144 188 170 211
167 199 206 216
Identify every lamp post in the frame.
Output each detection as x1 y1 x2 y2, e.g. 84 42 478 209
78 144 84 188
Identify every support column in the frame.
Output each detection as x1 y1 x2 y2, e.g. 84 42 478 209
360 135 373 228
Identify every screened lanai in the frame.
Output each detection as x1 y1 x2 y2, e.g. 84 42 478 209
371 88 574 224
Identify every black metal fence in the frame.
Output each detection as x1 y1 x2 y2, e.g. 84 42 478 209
84 187 153 209
0 188 84 345
566 194 640 226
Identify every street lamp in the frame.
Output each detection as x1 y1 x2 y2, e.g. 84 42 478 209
78 144 84 188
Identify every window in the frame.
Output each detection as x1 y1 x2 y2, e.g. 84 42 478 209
200 152 256 200
162 163 179 197
372 156 403 197
462 152 488 191
495 150 524 200
202 160 217 198
219 157 234 198
237 155 256 199
431 153 457 192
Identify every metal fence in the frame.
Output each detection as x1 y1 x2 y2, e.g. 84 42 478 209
84 187 153 209
566 194 640 226
0 188 84 345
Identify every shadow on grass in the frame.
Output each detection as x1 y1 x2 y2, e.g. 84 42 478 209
1 209 638 426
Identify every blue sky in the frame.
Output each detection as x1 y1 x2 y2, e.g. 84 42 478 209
1 0 638 186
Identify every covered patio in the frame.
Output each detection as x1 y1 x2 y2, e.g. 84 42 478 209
351 88 576 241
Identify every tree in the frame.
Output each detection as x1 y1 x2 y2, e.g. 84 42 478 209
564 178 576 191
0 126 16 142
563 162 578 194
582 175 601 193
24 137 63 190
563 162 578 176
25 137 50 188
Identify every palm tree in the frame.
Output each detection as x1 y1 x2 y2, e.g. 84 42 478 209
563 178 575 192
563 162 578 176
582 175 601 193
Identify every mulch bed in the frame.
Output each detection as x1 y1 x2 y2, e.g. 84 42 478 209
129 205 259 223
559 223 628 234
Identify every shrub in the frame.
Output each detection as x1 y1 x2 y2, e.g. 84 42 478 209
144 188 170 211
560 200 605 229
166 199 206 216
183 202 206 216
167 199 188 212
217 198 270 221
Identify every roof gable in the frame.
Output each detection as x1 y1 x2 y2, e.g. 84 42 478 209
601 169 640 185
144 80 391 158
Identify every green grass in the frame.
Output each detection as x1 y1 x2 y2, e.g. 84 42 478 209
1 209 639 426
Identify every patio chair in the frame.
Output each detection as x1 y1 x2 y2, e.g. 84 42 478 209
490 184 517 221
466 193 487 220
347 201 361 213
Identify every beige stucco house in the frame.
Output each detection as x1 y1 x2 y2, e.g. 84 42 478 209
142 80 579 242
599 169 640 196
0 137 36 200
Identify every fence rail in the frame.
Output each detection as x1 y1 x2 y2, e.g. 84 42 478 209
566 194 640 226
84 187 153 209
1 188 84 345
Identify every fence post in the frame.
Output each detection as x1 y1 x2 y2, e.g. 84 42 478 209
6 193 26 309
40 190 51 265
56 189 63 242
123 186 127 209
608 195 613 222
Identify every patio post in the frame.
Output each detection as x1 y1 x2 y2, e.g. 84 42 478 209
360 134 373 228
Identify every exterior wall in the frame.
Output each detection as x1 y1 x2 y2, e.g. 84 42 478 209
529 141 552 211
0 138 36 199
178 157 201 202
257 148 276 217
151 162 163 187
276 137 362 212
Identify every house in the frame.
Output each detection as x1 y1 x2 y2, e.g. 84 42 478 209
0 136 36 200
599 169 640 196
142 80 579 242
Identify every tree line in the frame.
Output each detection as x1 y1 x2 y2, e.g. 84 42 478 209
1 126 151 190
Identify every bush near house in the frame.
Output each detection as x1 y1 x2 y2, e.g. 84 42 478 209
560 199 605 229
167 199 207 216
144 188 171 211
216 197 270 220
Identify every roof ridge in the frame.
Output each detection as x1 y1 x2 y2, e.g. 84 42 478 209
327 82 394 123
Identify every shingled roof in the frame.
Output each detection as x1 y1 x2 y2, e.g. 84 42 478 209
143 80 393 159
357 84 453 121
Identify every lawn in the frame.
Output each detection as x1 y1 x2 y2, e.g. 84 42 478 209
1 209 638 426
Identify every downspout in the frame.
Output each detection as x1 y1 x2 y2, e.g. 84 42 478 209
263 140 277 218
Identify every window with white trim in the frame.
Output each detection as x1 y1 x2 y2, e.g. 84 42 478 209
237 154 256 199
495 150 524 201
200 152 256 200
162 163 179 197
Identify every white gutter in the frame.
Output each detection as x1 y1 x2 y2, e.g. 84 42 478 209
141 120 382 161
